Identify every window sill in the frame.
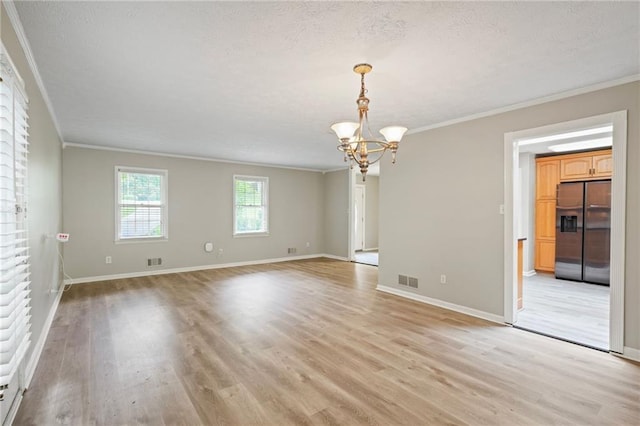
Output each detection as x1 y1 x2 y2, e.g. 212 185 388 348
233 232 270 238
115 237 169 245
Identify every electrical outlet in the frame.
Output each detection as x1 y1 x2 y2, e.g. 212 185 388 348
440 274 447 284
217 248 223 257
306 242 310 248
499 204 505 215
105 256 112 264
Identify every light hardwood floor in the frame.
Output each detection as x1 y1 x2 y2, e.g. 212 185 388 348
516 273 610 350
16 259 639 425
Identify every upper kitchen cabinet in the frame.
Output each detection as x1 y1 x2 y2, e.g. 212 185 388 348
536 158 560 199
592 153 613 177
559 149 612 181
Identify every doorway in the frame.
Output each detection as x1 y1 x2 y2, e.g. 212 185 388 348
351 167 380 266
504 111 627 353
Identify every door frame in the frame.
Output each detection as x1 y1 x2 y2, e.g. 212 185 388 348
503 110 627 354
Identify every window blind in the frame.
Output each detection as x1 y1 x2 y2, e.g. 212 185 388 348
116 167 167 240
0 53 31 390
234 175 268 235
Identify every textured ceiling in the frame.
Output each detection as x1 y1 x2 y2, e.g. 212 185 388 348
14 1 640 170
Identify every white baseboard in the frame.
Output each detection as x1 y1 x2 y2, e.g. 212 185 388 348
25 285 64 389
65 254 348 285
362 247 379 252
376 285 505 324
523 270 537 277
615 346 640 362
321 254 350 261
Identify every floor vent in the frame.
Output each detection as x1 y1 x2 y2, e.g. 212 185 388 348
147 258 162 266
398 275 408 286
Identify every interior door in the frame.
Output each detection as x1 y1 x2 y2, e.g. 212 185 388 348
354 185 365 251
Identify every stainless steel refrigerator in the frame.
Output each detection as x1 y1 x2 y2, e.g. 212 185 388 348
555 180 611 285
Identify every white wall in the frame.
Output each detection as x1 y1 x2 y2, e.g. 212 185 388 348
62 147 325 278
1 5 63 423
379 81 640 351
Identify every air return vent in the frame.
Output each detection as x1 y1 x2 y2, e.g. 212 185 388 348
408 277 418 288
398 275 408 286
288 248 297 254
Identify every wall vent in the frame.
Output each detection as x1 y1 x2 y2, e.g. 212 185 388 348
288 248 297 254
408 277 418 288
147 258 162 266
398 275 408 286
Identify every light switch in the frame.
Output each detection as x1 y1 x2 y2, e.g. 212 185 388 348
204 242 214 252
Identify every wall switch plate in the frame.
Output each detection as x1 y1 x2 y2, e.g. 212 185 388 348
105 256 112 264
204 242 214 252
440 274 447 284
499 204 505 215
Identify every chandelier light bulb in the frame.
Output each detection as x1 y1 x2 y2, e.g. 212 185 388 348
379 126 408 143
330 122 359 140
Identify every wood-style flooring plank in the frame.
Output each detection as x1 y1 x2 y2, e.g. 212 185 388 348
15 258 640 425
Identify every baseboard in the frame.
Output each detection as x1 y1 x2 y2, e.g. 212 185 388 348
523 270 537 277
64 254 348 285
24 285 64 389
362 247 379 252
321 254 350 261
376 285 505 324
615 346 640 362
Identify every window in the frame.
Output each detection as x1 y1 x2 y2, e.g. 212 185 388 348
234 175 268 236
116 167 167 241
0 48 31 392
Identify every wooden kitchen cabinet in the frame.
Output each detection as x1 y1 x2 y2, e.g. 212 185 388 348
559 149 612 181
592 153 613 177
536 159 560 200
534 158 559 272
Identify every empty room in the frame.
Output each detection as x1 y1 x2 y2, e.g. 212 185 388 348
1 1 639 425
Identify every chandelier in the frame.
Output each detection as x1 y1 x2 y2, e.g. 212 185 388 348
330 63 407 180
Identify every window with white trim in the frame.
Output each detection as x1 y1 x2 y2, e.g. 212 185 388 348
116 167 168 241
0 49 31 395
233 175 268 236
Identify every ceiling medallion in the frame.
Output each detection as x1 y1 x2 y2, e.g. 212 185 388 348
330 63 407 180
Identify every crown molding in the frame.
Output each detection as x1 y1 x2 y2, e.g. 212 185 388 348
322 166 350 174
407 74 640 136
62 142 326 173
3 0 64 143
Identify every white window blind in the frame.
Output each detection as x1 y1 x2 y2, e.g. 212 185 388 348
116 167 168 241
0 52 31 391
233 175 268 236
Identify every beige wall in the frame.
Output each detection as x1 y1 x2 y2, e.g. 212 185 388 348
379 81 640 351
62 147 325 278
322 169 349 258
1 3 63 416
364 175 379 250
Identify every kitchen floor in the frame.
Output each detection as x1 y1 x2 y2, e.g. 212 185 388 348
515 272 609 350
